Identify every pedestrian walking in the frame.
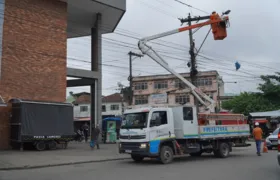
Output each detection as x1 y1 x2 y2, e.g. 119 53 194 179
253 122 263 156
82 122 89 142
91 124 101 149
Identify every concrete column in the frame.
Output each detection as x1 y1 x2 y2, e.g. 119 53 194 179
90 13 102 135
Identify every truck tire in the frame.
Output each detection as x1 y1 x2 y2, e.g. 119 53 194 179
215 142 230 158
48 141 57 150
131 155 144 162
160 146 174 164
35 141 46 151
189 151 202 157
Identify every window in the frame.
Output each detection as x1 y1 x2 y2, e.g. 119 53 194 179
154 81 168 89
102 105 106 112
122 112 149 129
110 104 119 110
183 107 193 121
135 96 148 105
80 106 88 112
174 79 185 88
196 78 212 86
272 128 279 135
134 82 148 90
150 111 168 127
175 94 190 104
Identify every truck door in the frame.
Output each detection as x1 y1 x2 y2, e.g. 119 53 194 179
148 109 174 154
183 107 199 138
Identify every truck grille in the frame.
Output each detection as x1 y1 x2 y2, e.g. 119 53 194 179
120 135 146 140
121 142 142 150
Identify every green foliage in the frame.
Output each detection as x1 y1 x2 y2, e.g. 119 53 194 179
222 72 280 115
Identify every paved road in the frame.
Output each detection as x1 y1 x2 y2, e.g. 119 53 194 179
1 147 279 180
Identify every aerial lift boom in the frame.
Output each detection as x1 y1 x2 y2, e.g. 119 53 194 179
138 11 230 112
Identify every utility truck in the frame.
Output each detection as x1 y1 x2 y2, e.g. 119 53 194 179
119 11 251 164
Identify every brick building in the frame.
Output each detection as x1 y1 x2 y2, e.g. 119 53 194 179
0 0 126 149
132 70 224 112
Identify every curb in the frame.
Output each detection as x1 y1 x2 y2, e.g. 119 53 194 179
0 157 130 171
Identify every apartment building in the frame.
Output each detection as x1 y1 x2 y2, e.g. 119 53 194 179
132 71 224 110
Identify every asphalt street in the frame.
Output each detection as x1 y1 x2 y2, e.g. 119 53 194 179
0 146 279 180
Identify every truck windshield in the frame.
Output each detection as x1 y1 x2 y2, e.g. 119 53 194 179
121 112 149 129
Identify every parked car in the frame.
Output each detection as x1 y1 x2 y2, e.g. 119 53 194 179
277 128 280 166
265 128 279 150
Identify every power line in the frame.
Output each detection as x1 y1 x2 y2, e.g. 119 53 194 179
2 3 275 85
174 0 209 14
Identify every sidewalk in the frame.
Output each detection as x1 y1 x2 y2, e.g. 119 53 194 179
0 142 129 171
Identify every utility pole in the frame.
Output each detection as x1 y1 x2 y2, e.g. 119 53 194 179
128 51 143 105
181 13 199 112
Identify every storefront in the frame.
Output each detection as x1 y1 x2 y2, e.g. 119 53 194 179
249 110 280 136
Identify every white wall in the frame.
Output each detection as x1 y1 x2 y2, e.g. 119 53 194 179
102 102 123 116
74 103 90 118
74 102 126 118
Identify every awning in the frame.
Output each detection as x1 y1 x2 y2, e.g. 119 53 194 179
250 110 280 117
74 117 90 121
253 119 268 123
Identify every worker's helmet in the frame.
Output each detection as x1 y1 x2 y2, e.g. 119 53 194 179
255 122 259 126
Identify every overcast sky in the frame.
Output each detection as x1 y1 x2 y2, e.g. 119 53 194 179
66 0 280 97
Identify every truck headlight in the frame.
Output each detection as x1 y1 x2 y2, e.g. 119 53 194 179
140 143 147 148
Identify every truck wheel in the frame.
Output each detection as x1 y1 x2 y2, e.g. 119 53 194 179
189 151 202 157
131 155 144 162
35 141 46 151
160 146 174 164
216 142 230 158
48 141 57 150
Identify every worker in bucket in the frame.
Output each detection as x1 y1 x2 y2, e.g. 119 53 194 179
253 122 263 156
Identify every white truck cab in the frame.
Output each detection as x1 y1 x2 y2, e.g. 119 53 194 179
119 105 250 164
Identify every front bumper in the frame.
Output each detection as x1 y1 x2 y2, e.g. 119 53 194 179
119 142 157 157
266 140 278 148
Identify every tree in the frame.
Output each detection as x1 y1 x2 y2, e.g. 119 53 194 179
222 92 278 115
258 72 280 105
222 72 280 115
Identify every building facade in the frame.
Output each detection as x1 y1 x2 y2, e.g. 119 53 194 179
72 92 125 120
0 0 126 149
132 71 224 110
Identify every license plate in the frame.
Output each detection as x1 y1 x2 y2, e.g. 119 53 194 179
125 150 132 153
272 141 278 145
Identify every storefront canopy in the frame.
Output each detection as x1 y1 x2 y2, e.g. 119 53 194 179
250 110 280 117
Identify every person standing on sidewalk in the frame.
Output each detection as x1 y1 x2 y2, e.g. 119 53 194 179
91 124 101 149
253 122 263 156
82 122 89 143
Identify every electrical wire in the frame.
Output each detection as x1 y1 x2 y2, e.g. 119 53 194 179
174 0 209 14
195 28 211 58
1 2 276 93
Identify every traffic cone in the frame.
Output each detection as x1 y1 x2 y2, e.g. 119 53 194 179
263 141 268 153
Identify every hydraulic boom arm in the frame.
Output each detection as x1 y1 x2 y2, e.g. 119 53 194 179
138 12 229 111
